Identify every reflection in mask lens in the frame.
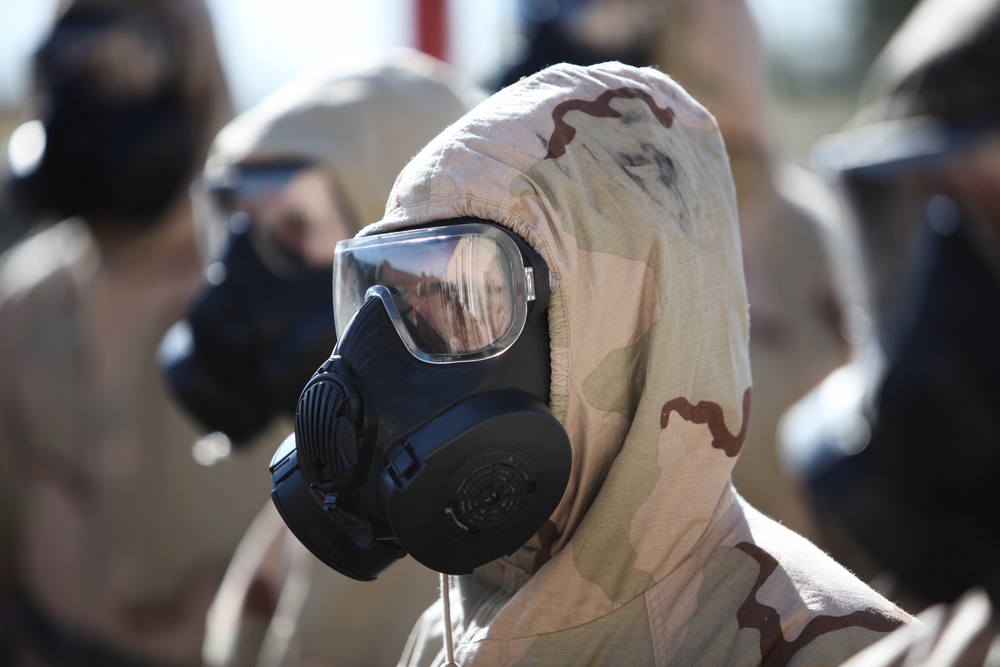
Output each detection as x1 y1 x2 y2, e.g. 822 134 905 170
390 235 513 355
335 225 529 361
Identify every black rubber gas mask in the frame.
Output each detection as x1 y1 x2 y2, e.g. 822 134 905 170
5 7 200 225
270 220 572 579
159 162 342 444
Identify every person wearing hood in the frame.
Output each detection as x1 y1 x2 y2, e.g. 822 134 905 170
157 50 485 667
268 61 914 666
782 0 1000 619
0 1 277 665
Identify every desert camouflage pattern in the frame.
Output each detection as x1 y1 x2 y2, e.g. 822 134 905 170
840 589 999 667
358 62 914 666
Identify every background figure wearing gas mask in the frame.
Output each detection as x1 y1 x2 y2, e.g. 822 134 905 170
0 1 282 666
160 51 485 667
271 61 914 666
495 0 857 538
781 0 1000 621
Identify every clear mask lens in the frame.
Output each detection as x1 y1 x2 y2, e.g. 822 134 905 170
334 224 535 363
193 162 345 274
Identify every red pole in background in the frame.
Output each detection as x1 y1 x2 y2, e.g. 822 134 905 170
415 0 448 62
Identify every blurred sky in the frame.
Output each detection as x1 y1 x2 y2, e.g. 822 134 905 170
0 0 856 113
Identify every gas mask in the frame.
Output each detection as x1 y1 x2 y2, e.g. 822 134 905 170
789 193 1000 604
5 7 201 225
270 220 572 579
159 162 342 444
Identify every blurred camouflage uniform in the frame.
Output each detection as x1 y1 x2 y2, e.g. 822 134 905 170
0 1 277 665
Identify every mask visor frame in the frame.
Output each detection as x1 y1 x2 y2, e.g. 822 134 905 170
334 223 543 364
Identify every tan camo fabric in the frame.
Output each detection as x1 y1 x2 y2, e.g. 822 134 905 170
358 62 916 666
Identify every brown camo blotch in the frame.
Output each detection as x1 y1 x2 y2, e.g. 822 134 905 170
547 87 676 159
659 388 752 457
533 520 563 573
735 542 907 667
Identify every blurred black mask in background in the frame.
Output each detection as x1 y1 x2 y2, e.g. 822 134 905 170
159 211 336 445
5 7 201 225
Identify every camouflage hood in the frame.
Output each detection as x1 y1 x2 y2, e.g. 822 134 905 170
205 48 483 234
368 60 750 565
364 62 912 665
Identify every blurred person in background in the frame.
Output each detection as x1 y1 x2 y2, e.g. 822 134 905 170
782 0 1000 621
156 49 484 667
0 1 277 665
494 0 857 537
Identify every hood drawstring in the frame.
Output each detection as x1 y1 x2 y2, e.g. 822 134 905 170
441 572 459 667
